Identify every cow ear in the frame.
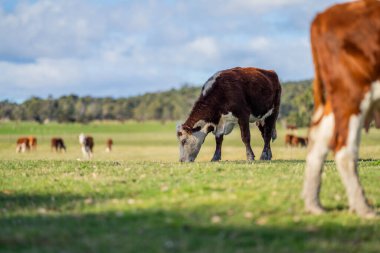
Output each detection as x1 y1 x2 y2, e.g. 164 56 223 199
207 125 215 133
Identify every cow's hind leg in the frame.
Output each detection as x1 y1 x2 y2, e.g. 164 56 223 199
303 110 334 214
334 114 375 218
238 117 255 161
258 115 277 160
211 135 223 161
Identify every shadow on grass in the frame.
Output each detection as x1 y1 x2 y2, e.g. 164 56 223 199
1 194 379 253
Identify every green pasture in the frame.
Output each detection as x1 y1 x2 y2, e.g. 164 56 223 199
1 121 380 161
1 121 380 252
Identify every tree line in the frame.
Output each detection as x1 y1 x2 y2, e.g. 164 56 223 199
0 81 313 127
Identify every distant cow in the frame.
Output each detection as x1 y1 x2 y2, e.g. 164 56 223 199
51 138 66 152
297 137 308 148
79 133 94 159
28 136 37 151
177 67 281 162
291 136 308 148
106 139 113 152
303 0 380 217
16 137 30 153
285 134 308 148
285 134 294 147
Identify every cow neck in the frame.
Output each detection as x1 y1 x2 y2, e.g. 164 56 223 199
183 97 219 129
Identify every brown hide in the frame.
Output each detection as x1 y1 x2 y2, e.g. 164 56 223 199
183 67 281 129
51 138 66 152
311 0 380 151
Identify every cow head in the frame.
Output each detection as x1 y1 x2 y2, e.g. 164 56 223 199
177 121 215 162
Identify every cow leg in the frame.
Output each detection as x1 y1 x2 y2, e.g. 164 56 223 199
303 110 334 214
238 117 255 161
334 114 375 218
211 135 223 161
81 146 88 158
258 116 276 160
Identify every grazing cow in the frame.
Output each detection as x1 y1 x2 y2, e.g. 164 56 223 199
79 134 94 159
51 138 66 152
291 136 308 148
285 134 294 147
16 137 30 153
297 137 308 148
28 136 37 151
106 138 113 152
177 67 281 162
303 0 380 217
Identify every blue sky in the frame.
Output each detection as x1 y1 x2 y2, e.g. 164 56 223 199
0 0 348 101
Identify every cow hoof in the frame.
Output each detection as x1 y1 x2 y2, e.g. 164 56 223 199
305 205 325 215
247 156 255 162
260 153 272 160
211 157 221 162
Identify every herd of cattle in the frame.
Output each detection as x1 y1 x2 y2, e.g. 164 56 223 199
12 1 380 218
16 135 113 159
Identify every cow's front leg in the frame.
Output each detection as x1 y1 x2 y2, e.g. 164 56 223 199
211 135 223 161
238 117 255 161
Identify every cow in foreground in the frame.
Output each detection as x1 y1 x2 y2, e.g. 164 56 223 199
177 67 281 162
51 138 66 152
79 134 94 159
303 0 380 217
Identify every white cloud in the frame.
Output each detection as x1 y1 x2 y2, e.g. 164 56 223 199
187 37 220 59
0 0 350 100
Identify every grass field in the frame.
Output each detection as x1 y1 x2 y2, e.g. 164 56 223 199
1 121 380 252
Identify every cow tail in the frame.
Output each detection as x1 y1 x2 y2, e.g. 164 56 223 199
310 17 325 113
272 76 282 142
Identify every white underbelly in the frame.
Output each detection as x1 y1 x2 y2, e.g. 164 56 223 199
249 108 274 123
214 108 274 136
215 112 238 137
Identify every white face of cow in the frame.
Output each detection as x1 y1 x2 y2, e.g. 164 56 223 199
177 121 215 162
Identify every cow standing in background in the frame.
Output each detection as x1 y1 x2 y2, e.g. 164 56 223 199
28 136 37 151
79 134 94 159
303 0 380 217
106 139 113 152
51 138 66 152
16 137 30 153
177 67 281 162
285 134 294 147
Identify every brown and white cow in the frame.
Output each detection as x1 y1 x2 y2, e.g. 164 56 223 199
79 133 94 159
28 136 37 151
291 136 308 148
303 0 380 217
106 138 113 152
177 67 281 162
16 137 30 153
51 138 66 152
285 134 294 147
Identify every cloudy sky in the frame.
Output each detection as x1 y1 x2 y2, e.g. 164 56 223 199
0 0 347 101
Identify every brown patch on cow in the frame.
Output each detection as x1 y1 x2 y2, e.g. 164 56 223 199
310 0 380 151
51 138 66 152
